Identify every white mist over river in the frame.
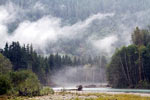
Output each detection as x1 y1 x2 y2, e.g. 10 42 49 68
51 66 106 87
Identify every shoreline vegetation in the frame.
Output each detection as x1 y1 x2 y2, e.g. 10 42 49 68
107 27 150 89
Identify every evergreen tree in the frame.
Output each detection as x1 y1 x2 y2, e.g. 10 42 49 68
107 27 150 88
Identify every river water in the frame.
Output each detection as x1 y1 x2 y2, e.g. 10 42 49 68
52 87 150 93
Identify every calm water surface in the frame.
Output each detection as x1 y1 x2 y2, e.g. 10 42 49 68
52 87 150 93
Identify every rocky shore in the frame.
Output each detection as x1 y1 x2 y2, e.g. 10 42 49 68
28 91 150 100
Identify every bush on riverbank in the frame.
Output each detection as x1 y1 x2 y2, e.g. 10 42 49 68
40 87 54 96
136 80 150 89
0 70 43 96
0 75 11 95
0 53 12 95
8 70 42 96
0 52 54 97
0 70 54 97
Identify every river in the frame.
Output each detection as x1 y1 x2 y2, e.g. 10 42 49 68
52 87 150 93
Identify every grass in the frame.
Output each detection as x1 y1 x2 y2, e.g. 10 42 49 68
0 96 36 100
1 92 150 100
72 93 150 100
54 91 150 100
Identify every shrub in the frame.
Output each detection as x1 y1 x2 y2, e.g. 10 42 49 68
136 80 150 89
40 87 54 96
9 70 41 96
18 74 41 96
0 75 11 95
7 87 19 96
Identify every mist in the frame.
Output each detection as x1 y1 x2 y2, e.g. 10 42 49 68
0 0 150 87
0 3 116 56
0 0 149 57
51 65 106 87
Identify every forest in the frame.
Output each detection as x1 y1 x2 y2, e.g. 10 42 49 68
107 27 150 88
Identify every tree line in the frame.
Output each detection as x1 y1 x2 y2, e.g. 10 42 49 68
0 42 79 85
107 27 150 88
0 41 107 85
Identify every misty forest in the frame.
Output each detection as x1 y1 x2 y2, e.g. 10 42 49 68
0 0 150 100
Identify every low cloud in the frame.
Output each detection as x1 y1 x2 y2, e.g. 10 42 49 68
0 3 116 56
10 16 62 49
92 35 118 55
10 13 114 50
0 0 144 56
0 5 15 47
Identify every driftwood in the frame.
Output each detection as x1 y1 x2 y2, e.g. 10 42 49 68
60 85 83 92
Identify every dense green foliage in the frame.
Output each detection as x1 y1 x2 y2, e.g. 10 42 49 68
0 75 11 95
0 54 42 96
8 70 41 96
107 27 150 88
0 53 12 95
40 87 54 96
0 70 42 96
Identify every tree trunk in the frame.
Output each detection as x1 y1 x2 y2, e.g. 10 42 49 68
124 52 131 85
120 56 129 83
138 51 142 81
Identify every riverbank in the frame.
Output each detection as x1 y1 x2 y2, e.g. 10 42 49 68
29 92 150 100
5 91 150 100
